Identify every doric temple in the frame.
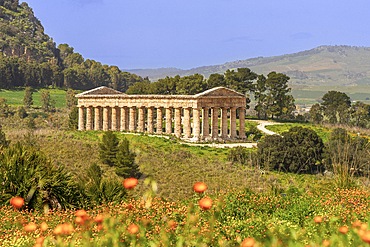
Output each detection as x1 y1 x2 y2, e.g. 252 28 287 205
76 86 247 141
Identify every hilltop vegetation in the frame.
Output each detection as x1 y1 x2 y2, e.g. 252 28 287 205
0 0 145 90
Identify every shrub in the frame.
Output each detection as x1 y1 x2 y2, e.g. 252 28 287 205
257 127 324 173
0 143 84 210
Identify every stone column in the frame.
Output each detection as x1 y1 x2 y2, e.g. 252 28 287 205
78 106 85 131
174 107 182 138
230 107 237 138
165 107 173 134
211 107 219 139
147 107 154 133
156 108 163 134
239 107 246 139
129 107 136 132
103 107 109 131
137 107 145 132
94 107 101 130
86 106 93 130
120 107 128 131
183 107 191 138
220 107 228 138
111 107 117 131
202 107 209 138
193 108 201 140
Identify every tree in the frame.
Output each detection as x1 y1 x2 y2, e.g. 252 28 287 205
257 127 324 173
254 74 267 119
66 88 77 109
23 86 33 108
224 68 257 94
309 103 323 124
99 131 119 167
207 73 226 89
99 132 139 178
115 137 139 178
264 72 295 119
40 89 55 112
350 101 370 128
321 91 351 124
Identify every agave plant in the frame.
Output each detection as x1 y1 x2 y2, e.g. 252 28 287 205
0 142 84 210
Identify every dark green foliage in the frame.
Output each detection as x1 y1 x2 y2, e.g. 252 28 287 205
40 89 55 112
65 88 77 109
82 164 126 205
227 146 250 165
99 131 119 167
99 132 140 178
115 138 139 178
23 86 33 108
0 143 84 210
321 91 351 124
68 106 78 130
257 127 324 174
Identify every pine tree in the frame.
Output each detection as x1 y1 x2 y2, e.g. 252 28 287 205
115 137 139 178
99 131 119 167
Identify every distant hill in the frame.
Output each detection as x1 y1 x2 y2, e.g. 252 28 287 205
128 45 370 88
0 0 60 63
0 0 144 90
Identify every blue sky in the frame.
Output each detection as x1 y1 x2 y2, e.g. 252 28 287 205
25 0 370 70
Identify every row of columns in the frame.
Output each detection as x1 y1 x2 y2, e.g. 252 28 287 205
78 106 246 140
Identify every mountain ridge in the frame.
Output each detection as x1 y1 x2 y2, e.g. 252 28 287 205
128 45 370 89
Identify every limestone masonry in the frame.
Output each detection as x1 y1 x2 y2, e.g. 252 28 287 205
76 86 247 141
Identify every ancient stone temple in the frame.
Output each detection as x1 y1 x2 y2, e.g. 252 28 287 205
76 86 247 141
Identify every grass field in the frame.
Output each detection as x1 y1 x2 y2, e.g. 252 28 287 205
0 88 68 108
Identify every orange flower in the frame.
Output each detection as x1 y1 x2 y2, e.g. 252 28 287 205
193 182 207 193
40 222 48 232
168 220 177 230
94 214 104 224
10 196 24 209
339 226 348 234
199 197 212 210
53 223 74 236
127 223 139 234
241 237 255 247
24 222 37 232
361 230 370 244
314 216 322 223
75 209 89 220
322 239 330 247
35 236 45 245
123 178 138 189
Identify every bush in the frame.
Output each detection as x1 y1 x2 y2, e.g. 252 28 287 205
256 127 324 173
0 143 84 210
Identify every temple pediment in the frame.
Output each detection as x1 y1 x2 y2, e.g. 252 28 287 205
76 86 125 97
194 87 245 98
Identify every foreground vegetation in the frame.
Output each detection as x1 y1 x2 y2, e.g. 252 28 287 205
2 180 370 247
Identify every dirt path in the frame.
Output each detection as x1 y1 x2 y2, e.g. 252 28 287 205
181 120 280 148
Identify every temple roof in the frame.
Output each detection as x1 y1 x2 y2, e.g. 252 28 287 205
76 86 125 97
194 87 245 98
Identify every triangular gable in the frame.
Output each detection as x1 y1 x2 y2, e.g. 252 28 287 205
76 86 125 97
194 87 245 97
